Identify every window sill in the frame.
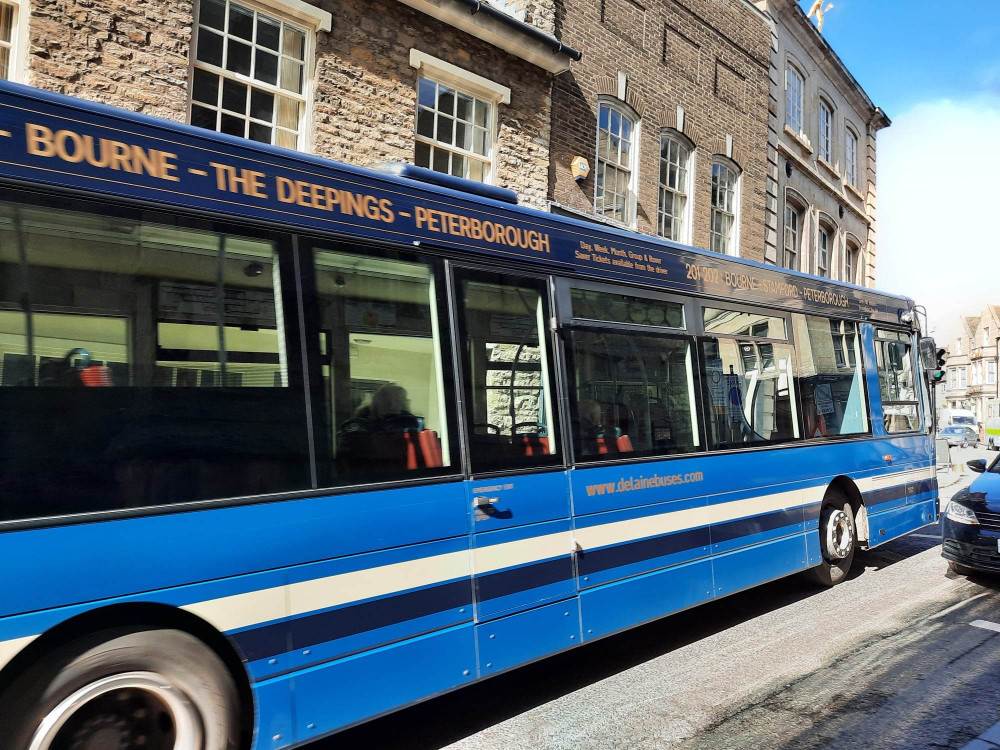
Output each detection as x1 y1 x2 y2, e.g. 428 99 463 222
844 181 865 202
817 157 840 180
783 125 814 154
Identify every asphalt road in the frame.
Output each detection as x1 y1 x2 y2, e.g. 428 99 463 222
311 446 1000 750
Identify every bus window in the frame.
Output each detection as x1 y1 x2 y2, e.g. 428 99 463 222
454 271 559 474
700 312 800 448
792 316 868 438
566 329 699 461
0 200 311 522
875 331 920 432
311 247 454 483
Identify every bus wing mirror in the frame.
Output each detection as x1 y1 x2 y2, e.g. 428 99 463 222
918 337 938 370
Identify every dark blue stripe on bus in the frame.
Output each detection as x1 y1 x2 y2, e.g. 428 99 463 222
230 579 471 662
711 507 810 543
577 527 710 577
475 556 574 602
864 478 937 509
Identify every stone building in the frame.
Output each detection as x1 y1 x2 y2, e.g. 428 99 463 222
754 0 889 287
944 307 1000 424
546 0 772 261
0 0 578 210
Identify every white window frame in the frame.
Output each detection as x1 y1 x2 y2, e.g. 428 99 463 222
409 50 509 185
817 225 832 278
845 126 859 187
656 131 694 243
818 99 833 164
783 201 800 271
990 361 997 386
594 99 640 228
189 0 328 152
710 157 741 256
785 65 804 136
959 367 967 389
844 242 860 284
0 0 26 83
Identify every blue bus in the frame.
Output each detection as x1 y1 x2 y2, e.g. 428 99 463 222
0 80 937 750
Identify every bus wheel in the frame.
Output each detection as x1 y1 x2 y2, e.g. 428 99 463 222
806 492 856 586
0 628 239 750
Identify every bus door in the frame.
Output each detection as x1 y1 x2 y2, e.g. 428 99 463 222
451 267 579 675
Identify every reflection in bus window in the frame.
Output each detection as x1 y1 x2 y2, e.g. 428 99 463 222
312 247 452 483
455 272 558 474
793 316 868 438
700 338 799 448
703 308 786 339
876 333 919 433
567 330 699 460
0 200 310 522
571 288 685 329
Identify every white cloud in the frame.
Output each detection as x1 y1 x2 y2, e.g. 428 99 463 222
878 97 1000 345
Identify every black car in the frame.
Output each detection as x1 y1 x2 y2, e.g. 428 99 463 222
942 457 1000 574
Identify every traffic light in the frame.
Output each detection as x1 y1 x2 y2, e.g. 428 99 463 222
930 348 947 385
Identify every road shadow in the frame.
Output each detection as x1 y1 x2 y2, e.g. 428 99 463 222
849 521 942 577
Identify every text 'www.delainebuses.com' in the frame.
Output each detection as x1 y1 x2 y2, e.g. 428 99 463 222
585 471 705 497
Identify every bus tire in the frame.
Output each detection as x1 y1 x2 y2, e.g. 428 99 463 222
806 491 856 587
0 627 239 750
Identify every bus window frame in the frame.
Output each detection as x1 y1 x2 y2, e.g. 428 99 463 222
873 326 925 436
793 314 873 443
554 276 696 333
562 321 705 466
449 261 566 479
294 236 466 488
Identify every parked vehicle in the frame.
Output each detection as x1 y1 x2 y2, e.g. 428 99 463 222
941 407 977 428
985 399 1000 450
937 425 980 448
942 458 1000 575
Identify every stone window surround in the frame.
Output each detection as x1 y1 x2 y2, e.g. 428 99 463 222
844 233 862 285
816 214 836 278
594 97 641 230
409 50 510 186
656 129 695 244
784 61 805 140
709 155 741 257
844 123 860 188
0 0 27 83
783 189 806 272
817 97 833 164
189 0 331 151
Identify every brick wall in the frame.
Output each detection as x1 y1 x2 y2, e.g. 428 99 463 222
22 0 555 210
549 0 771 261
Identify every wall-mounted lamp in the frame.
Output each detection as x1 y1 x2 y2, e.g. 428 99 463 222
785 160 793 178
571 156 590 182
838 204 845 219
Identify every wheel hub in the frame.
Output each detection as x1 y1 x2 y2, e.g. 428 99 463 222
28 672 202 750
822 507 853 561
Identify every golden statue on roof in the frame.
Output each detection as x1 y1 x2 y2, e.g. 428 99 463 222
806 0 834 32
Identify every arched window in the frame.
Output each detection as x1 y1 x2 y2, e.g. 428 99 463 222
818 97 834 163
710 157 740 255
595 100 639 226
844 237 861 284
783 191 805 271
845 126 859 187
816 217 836 278
785 64 804 135
657 131 693 242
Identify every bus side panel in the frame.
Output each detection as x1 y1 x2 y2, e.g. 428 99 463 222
866 499 937 548
476 597 581 676
580 558 713 640
252 679 295 750
287 623 476 745
712 533 809 596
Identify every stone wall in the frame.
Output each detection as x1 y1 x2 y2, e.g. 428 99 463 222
549 0 772 261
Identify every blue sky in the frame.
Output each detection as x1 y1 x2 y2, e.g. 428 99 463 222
815 0 1000 118
805 1 1000 343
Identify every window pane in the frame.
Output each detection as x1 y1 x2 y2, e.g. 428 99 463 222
226 40 252 76
416 107 434 139
283 27 305 60
876 337 919 433
701 338 800 448
196 29 224 67
257 15 281 50
220 113 244 137
571 288 684 329
255 51 278 85
568 330 699 460
418 78 436 108
228 3 254 41
414 140 431 168
311 247 453 484
221 77 248 114
793 316 868 437
191 104 217 131
199 0 226 30
192 68 219 105
280 58 303 93
703 308 786 339
0 200 311 521
276 128 297 150
249 87 274 122
456 272 559 473
248 122 272 143
277 95 299 130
